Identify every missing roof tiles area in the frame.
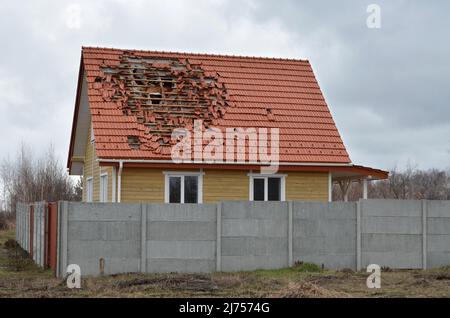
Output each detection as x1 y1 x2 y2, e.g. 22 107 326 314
95 52 232 152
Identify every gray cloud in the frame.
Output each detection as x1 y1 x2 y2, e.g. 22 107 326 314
0 0 448 172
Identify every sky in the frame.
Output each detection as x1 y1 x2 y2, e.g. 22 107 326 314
0 0 449 173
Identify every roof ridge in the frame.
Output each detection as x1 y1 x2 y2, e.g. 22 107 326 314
81 46 309 63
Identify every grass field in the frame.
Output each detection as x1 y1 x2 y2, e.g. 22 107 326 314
1 229 450 298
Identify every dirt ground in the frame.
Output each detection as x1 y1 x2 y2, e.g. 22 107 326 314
1 229 450 298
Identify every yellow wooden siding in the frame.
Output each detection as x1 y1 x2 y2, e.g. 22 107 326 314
286 172 328 201
117 168 328 203
203 170 248 203
82 123 114 202
82 124 96 201
121 168 165 202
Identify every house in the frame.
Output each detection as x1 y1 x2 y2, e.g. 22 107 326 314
67 47 388 203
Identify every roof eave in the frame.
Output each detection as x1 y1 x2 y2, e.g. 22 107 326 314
96 159 388 179
67 53 85 173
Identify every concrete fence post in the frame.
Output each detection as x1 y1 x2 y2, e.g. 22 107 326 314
25 205 27 250
38 203 42 267
36 203 39 266
20 205 23 248
39 203 42 266
33 204 37 264
17 204 19 243
15 204 19 243
140 204 147 273
23 205 25 248
288 201 293 267
34 202 42 266
56 202 61 278
57 201 69 278
422 200 427 270
356 200 362 271
41 202 44 267
23 205 26 251
35 203 38 265
216 202 222 272
41 202 45 267
16 205 18 242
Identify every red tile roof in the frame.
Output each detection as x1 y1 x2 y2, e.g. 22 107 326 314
71 47 351 165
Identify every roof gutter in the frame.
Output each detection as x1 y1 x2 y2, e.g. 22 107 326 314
97 159 388 180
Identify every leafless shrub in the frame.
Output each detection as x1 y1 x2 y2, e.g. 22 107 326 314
0 211 15 230
0 143 82 216
333 164 450 201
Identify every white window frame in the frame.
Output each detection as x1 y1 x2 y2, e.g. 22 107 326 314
164 171 204 204
100 173 108 203
90 125 95 144
248 173 286 202
86 177 93 202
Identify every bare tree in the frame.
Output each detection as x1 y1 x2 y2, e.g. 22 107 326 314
0 143 80 215
334 165 450 201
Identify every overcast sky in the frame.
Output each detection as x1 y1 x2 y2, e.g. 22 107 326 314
0 0 449 172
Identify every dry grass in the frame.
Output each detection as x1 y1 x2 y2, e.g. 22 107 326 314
1 229 450 298
273 282 352 298
0 213 15 231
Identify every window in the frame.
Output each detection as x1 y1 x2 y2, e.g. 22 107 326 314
253 178 265 201
90 125 95 144
169 176 181 203
249 174 286 201
86 177 93 202
164 172 203 203
100 173 108 203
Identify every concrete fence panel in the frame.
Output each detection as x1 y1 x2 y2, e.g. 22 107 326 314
65 202 142 276
27 202 47 268
427 200 450 268
360 199 423 269
145 203 217 273
221 201 289 271
293 201 357 270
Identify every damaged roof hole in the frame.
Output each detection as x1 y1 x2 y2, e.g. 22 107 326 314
150 93 162 105
161 77 176 89
127 136 141 149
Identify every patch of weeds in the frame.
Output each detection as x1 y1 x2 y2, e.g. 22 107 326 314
381 266 393 272
274 281 350 298
293 261 322 273
114 273 219 292
4 239 18 249
339 268 355 274
432 273 450 281
6 247 34 272
2 239 42 273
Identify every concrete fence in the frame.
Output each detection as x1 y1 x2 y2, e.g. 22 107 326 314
16 199 450 277
16 201 47 267
16 201 59 271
